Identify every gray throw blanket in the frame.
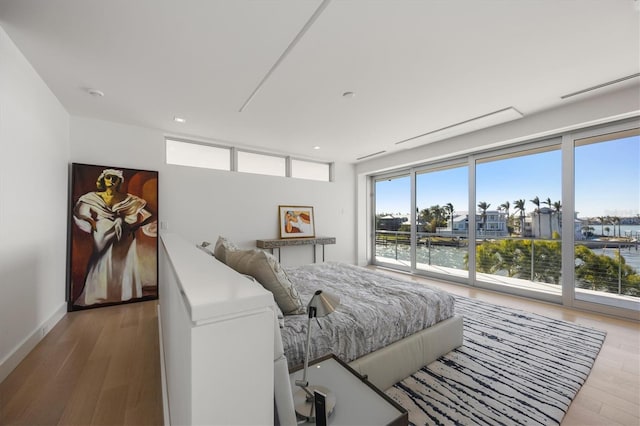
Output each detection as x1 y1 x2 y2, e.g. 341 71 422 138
281 262 456 369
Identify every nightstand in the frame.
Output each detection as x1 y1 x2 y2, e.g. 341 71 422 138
289 354 408 426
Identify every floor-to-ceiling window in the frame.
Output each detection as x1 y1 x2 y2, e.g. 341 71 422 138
475 142 562 301
572 127 640 312
370 119 639 319
414 162 469 280
374 173 412 270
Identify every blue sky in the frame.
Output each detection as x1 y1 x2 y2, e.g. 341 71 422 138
376 135 639 218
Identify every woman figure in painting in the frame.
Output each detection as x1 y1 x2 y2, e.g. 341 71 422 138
73 168 155 306
284 210 311 234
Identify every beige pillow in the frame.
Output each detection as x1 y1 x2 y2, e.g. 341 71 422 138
214 236 238 264
226 249 305 315
241 272 285 327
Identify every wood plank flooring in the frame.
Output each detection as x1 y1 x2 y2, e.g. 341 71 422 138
0 300 163 426
1 272 638 425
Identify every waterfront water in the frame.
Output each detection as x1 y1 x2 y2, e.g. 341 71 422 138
376 240 640 273
593 224 640 239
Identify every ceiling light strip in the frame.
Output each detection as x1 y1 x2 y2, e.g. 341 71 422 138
560 73 640 99
238 0 331 112
356 150 387 161
395 107 523 146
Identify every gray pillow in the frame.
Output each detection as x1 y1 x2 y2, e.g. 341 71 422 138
214 236 238 264
226 249 305 315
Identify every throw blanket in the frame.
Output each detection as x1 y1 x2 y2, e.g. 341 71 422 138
281 262 456 369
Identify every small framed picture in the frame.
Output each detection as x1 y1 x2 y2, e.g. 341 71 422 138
279 206 315 239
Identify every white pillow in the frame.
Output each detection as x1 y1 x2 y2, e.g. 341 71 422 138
214 236 238 264
226 249 305 315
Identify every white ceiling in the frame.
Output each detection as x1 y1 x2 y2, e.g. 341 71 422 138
1 0 639 163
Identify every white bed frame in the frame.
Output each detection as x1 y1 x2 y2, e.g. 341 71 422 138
348 314 463 391
159 233 463 425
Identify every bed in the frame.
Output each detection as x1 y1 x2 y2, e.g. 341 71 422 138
208 236 463 391
172 235 463 424
281 262 463 391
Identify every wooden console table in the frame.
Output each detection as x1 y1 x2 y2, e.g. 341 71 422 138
256 237 336 263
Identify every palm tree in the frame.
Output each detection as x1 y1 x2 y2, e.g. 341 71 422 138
611 216 621 237
530 196 541 237
500 201 511 235
444 203 454 233
418 208 433 232
543 197 553 237
598 216 606 237
430 205 444 232
514 199 526 237
477 201 490 237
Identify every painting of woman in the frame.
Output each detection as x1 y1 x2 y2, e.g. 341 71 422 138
68 164 158 310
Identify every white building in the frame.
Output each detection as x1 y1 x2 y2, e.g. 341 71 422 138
451 211 509 237
530 207 561 239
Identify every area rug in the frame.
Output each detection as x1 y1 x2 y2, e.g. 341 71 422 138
386 296 606 426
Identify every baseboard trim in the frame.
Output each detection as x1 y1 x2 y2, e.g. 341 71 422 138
0 302 67 383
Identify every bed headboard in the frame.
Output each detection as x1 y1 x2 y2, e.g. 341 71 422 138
158 232 277 425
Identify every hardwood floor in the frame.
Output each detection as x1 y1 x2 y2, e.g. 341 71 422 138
1 274 638 425
0 300 163 426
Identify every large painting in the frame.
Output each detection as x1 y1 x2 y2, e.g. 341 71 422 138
67 163 158 311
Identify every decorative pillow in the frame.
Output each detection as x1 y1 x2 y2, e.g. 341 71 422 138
226 249 305 315
214 236 238 264
241 272 285 327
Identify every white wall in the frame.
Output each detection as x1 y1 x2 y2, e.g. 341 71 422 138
0 25 70 381
70 117 357 266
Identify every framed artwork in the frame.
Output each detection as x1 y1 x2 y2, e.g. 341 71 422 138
67 163 159 311
279 206 315 239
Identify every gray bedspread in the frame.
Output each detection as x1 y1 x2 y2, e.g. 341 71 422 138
281 262 456 369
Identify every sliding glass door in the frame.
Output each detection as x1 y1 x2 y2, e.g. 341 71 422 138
573 127 640 312
415 163 469 280
475 143 562 301
374 173 412 270
370 119 639 318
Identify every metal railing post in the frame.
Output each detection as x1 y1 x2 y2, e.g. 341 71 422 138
395 231 399 260
530 240 535 282
618 246 622 294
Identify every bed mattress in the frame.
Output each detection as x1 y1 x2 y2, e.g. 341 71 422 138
281 262 456 369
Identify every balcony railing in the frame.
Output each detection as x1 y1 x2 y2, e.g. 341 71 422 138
374 230 639 298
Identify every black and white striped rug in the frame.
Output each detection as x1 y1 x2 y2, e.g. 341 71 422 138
386 296 606 426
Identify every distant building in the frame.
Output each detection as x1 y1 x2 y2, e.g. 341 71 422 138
377 215 406 231
530 207 561 239
451 211 508 237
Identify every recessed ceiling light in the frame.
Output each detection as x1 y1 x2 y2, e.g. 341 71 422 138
87 88 104 97
173 116 186 123
342 91 355 98
313 146 321 150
